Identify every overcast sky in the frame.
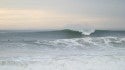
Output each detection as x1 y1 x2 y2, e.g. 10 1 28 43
0 0 125 30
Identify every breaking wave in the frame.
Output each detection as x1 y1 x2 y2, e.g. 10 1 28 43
64 24 95 35
0 30 125 70
33 37 125 50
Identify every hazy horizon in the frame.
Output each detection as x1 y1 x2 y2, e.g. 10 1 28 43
0 0 125 30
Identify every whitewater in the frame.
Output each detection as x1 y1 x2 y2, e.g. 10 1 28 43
0 29 125 70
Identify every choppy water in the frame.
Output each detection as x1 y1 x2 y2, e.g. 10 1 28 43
0 30 125 70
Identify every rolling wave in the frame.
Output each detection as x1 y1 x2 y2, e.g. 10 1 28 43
34 37 125 50
0 29 125 37
61 29 125 37
64 23 95 35
1 37 125 51
63 29 95 35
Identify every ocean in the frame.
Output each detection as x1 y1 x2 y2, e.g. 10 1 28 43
0 29 125 70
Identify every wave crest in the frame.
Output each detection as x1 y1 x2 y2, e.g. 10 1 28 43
64 24 95 35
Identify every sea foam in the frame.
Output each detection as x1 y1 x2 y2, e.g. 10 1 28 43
64 24 95 35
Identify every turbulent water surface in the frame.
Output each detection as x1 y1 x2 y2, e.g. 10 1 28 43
0 29 125 70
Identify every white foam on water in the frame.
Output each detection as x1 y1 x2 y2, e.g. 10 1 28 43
0 55 125 70
0 37 125 70
64 24 95 35
34 37 125 50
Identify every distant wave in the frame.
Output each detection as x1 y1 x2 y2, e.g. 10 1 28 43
63 29 95 35
64 24 95 35
59 29 125 37
0 30 125 41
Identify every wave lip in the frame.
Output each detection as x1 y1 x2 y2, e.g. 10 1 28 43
64 24 95 35
64 29 95 35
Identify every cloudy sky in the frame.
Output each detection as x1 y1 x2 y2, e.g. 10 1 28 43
0 0 125 30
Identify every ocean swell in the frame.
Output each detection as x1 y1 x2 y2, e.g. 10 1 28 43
64 24 95 35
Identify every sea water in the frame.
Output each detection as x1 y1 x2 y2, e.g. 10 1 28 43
0 29 125 70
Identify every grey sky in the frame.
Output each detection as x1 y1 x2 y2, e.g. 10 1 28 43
0 0 125 30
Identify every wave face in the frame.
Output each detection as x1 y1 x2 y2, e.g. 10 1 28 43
0 30 125 41
0 30 125 70
64 24 95 35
